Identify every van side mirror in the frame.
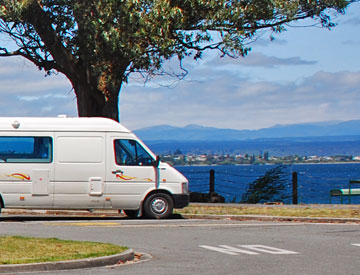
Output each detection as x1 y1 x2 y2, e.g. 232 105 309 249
153 155 160 167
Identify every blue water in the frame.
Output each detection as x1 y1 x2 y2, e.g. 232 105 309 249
176 163 360 204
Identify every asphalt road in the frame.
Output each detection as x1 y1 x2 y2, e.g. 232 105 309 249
0 216 359 275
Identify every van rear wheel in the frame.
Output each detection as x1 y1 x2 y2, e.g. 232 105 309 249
143 193 173 219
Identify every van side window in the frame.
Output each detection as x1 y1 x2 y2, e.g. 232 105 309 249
114 139 154 166
0 137 52 163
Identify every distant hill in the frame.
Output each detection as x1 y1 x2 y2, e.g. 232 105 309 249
143 137 360 156
133 121 360 156
134 120 360 141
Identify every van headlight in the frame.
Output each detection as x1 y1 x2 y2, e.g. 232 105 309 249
181 182 189 194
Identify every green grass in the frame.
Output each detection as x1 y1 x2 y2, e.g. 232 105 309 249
0 236 127 265
176 205 360 219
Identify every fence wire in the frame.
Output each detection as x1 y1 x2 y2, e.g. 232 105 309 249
178 166 360 204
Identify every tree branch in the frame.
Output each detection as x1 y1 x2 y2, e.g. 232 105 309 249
21 1 77 77
0 46 61 72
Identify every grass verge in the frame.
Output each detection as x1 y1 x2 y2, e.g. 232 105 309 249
0 236 127 265
175 205 360 219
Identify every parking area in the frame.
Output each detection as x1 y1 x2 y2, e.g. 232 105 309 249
0 215 359 274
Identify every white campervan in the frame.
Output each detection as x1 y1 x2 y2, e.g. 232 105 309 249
0 117 189 219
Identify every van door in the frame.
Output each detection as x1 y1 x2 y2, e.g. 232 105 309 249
105 136 156 209
53 133 105 209
0 135 54 208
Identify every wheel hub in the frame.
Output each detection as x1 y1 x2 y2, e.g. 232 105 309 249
151 198 167 214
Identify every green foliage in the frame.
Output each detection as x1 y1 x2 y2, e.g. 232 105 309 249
241 165 290 204
0 0 356 119
0 0 353 77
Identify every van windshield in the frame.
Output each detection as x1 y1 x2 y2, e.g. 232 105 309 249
114 139 154 166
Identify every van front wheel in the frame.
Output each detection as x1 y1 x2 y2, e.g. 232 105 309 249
143 193 174 219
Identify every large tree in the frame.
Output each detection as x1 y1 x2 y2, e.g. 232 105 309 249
0 0 355 121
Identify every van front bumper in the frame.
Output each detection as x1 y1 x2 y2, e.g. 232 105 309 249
173 194 190 209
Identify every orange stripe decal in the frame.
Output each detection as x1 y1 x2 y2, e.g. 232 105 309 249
116 174 136 181
8 173 31 181
115 174 153 182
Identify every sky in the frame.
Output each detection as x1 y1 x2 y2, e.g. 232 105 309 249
0 3 359 131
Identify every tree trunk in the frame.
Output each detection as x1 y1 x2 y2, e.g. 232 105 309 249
71 79 121 122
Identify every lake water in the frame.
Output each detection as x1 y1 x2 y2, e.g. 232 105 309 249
176 163 360 204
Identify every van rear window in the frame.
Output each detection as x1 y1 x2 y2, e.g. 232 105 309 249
0 137 52 163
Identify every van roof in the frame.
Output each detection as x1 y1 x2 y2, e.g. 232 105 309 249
0 117 132 132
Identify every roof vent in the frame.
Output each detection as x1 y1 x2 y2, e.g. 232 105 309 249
12 120 20 129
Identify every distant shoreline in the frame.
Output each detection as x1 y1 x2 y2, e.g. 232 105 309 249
291 162 360 165
175 162 360 167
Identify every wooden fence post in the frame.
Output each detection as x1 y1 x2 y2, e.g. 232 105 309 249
209 169 215 196
292 171 298 204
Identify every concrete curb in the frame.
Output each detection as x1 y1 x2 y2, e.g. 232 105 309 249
0 249 134 273
1 207 359 223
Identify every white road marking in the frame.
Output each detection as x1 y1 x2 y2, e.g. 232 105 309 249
199 244 299 255
351 243 360 247
240 245 299 254
199 245 259 255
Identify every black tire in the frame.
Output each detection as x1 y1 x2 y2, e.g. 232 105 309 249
123 209 140 218
143 193 174 219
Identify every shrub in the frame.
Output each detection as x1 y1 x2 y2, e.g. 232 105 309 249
241 165 290 204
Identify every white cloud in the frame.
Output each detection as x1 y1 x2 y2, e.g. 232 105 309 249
121 69 360 130
206 53 317 68
0 57 77 117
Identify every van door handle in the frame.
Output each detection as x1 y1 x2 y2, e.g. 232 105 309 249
112 170 124 174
